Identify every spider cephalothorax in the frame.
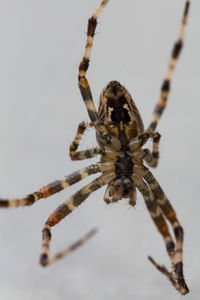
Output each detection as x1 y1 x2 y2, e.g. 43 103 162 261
99 81 144 132
0 0 191 295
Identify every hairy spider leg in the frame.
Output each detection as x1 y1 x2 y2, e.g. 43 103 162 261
78 0 109 123
70 122 102 161
143 133 161 168
128 131 160 153
133 174 175 258
133 174 189 295
0 164 102 208
70 120 124 162
148 256 187 295
45 228 97 266
40 173 115 266
141 168 189 294
148 0 191 132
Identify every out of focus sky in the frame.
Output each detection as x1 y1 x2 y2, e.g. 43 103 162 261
0 1 199 299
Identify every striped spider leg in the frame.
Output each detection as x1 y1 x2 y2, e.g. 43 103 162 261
40 171 115 266
0 158 116 265
78 0 108 123
69 121 105 161
0 164 102 208
148 0 191 133
141 0 191 293
133 164 189 295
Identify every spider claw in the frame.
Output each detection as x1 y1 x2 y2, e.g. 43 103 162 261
148 255 189 295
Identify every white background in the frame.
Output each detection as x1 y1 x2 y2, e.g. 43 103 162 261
0 1 199 299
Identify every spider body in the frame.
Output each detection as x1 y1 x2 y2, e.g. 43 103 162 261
0 0 191 295
97 80 144 204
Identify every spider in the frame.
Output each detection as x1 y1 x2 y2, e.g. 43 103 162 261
0 0 190 295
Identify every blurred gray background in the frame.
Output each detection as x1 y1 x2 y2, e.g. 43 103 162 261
0 0 199 299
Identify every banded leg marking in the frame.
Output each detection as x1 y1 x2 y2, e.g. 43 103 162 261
78 0 109 122
0 164 101 208
133 174 189 295
148 0 191 132
144 132 161 168
128 131 160 153
41 226 97 266
40 173 115 266
71 148 102 161
133 174 174 256
148 256 187 295
70 121 102 160
140 167 189 294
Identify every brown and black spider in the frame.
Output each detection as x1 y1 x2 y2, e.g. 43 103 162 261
0 0 191 295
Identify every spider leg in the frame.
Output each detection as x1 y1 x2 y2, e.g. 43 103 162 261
103 181 123 204
143 132 161 168
70 121 102 160
129 186 137 207
46 228 97 266
148 256 185 294
40 173 115 266
70 120 119 161
133 174 189 295
0 164 102 208
70 148 101 161
128 131 160 153
148 0 191 132
133 174 175 260
140 167 189 294
78 0 109 122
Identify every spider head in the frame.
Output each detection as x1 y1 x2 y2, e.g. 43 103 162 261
98 81 144 133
